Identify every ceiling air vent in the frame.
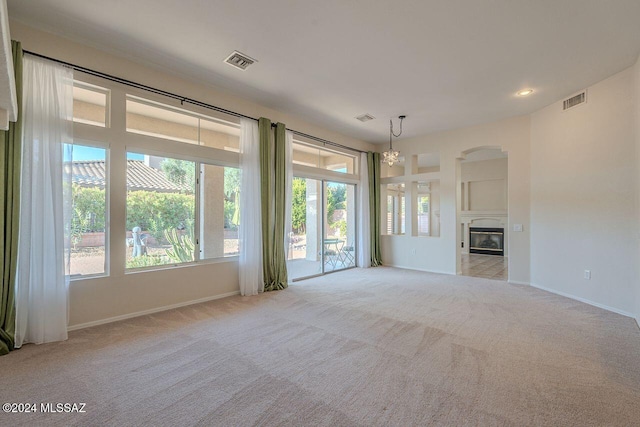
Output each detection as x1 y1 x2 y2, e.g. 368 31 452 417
563 90 586 110
224 51 257 71
356 113 375 122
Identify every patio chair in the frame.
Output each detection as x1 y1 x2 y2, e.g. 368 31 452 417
341 243 355 267
323 239 343 270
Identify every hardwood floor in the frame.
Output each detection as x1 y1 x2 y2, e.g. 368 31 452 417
461 253 508 280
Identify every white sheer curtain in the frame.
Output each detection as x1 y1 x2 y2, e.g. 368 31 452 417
15 55 73 347
238 118 263 296
283 130 293 264
357 152 371 268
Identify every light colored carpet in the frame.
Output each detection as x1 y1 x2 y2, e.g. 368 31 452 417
1 267 639 426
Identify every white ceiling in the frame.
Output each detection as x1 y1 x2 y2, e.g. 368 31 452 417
7 0 640 144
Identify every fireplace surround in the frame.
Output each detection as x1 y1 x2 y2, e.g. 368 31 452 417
469 227 504 256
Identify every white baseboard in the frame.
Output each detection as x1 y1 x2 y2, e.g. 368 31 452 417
382 263 455 276
67 291 240 332
636 316 640 331
528 283 634 318
508 280 530 286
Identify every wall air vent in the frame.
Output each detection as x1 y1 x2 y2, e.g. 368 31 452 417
562 90 586 110
356 113 375 122
224 51 257 71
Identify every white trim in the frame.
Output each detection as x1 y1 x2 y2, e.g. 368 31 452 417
636 316 639 331
508 280 530 286
529 282 634 318
383 263 454 276
67 290 240 331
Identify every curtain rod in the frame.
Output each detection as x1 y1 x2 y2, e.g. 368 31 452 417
23 50 365 155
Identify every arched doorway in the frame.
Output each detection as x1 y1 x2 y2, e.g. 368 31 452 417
456 147 509 280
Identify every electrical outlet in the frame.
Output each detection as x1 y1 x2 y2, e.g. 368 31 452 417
584 270 591 280
513 224 523 232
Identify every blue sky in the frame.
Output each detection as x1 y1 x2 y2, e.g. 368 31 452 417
66 144 143 161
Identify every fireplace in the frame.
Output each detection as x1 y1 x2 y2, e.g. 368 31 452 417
469 227 504 256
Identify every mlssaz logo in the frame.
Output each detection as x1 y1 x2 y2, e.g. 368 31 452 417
41 403 87 413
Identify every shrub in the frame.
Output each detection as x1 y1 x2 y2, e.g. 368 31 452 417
72 184 106 232
125 254 166 269
71 185 196 244
126 190 195 242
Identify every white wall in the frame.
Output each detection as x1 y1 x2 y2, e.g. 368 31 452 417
381 63 640 319
530 67 638 316
10 21 372 328
462 158 508 211
381 116 531 282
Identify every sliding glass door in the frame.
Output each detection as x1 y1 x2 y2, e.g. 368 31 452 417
287 178 356 280
286 177 322 279
323 181 356 272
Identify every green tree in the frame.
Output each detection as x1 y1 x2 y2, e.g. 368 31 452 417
291 177 307 233
161 158 195 190
326 184 346 223
224 168 241 228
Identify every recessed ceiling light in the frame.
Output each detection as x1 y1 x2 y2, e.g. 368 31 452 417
516 89 534 96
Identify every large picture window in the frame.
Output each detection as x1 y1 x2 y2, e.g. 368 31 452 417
69 75 361 281
125 152 240 270
125 153 196 269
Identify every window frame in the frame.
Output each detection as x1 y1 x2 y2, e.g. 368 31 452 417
123 149 243 273
72 80 111 128
67 139 111 281
70 74 243 281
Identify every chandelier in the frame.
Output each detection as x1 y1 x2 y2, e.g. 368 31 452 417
382 115 406 167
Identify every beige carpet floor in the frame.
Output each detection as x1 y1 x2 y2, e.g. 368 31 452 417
1 267 639 426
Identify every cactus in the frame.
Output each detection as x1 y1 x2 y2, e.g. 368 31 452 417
164 228 195 263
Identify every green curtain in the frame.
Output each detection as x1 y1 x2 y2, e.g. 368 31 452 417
271 123 288 289
367 152 382 266
259 118 273 286
0 41 23 356
258 118 288 291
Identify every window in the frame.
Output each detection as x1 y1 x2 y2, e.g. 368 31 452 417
66 143 108 277
125 152 240 270
386 195 393 234
200 165 240 259
68 76 363 279
126 153 196 269
417 194 430 236
73 82 109 127
292 141 355 173
126 96 240 150
385 183 404 235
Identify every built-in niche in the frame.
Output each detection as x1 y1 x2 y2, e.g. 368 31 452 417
380 152 441 238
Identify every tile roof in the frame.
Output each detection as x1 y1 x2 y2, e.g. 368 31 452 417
66 160 193 193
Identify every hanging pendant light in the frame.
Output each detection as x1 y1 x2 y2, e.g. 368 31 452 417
382 115 406 167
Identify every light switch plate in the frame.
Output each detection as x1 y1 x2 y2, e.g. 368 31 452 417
513 224 523 232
